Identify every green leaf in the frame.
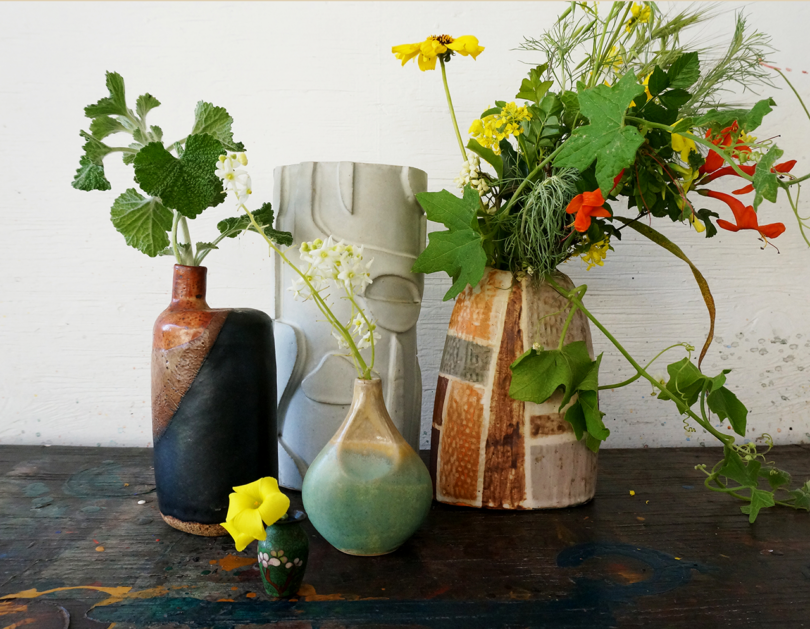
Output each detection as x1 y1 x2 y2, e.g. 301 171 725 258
695 208 719 238
516 64 553 103
789 482 810 510
412 186 486 301
752 146 785 210
647 66 669 97
554 72 645 194
190 101 245 151
195 241 218 254
613 217 716 367
122 142 143 165
72 155 111 191
564 400 587 441
150 125 163 142
659 89 691 111
89 115 128 140
85 71 128 118
760 466 792 491
718 449 760 488
658 358 705 407
509 341 596 409
218 203 293 246
707 386 748 436
79 130 113 165
413 229 487 301
133 134 226 219
579 389 609 448
109 188 173 257
466 138 503 179
136 93 161 119
694 98 775 134
740 488 775 523
667 52 700 90
672 118 694 133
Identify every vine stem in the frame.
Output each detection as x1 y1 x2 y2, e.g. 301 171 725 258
598 342 690 390
558 285 587 350
440 57 468 163
545 275 734 446
239 203 372 378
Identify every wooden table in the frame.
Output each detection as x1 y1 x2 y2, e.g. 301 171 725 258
0 445 808 628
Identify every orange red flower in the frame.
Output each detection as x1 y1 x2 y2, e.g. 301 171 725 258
703 190 785 240
566 190 610 232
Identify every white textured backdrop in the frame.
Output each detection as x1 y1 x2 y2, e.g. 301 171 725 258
1 1 810 450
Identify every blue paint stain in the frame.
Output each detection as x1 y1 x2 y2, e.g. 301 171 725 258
89 542 711 629
682 485 694 490
24 482 49 497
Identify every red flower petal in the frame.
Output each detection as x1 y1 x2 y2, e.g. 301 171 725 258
759 222 786 239
566 194 584 215
732 184 755 195
582 189 605 206
716 219 740 232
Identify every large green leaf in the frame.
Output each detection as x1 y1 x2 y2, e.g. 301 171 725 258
752 146 784 210
190 101 244 151
554 72 645 194
85 71 128 118
667 52 701 90
657 357 706 407
109 188 173 257
694 98 776 134
411 186 486 301
614 217 715 367
133 133 226 219
789 482 810 510
740 488 775 523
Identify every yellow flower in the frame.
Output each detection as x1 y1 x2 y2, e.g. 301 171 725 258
468 102 532 154
608 46 623 74
392 34 484 72
689 212 706 233
581 237 610 271
626 3 652 32
221 477 290 552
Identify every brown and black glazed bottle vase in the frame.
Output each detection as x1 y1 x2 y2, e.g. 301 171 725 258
152 265 278 536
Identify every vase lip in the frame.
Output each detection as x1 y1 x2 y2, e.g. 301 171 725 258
275 509 307 525
173 263 207 271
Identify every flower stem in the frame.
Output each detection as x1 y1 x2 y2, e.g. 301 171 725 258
170 211 182 265
440 57 468 163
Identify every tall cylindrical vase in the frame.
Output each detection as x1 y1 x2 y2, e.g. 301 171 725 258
272 161 427 490
430 268 598 510
152 265 278 535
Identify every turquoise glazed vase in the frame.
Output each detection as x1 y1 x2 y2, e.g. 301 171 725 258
257 510 309 598
302 378 433 556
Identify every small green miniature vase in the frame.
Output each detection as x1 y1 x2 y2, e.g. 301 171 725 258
257 510 309 598
302 378 433 556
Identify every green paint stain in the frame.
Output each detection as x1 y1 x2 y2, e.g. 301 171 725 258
24 482 49 497
201 570 211 575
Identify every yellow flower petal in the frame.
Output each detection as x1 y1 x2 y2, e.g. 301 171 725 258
418 54 438 72
225 492 259 522
222 520 256 552
258 491 290 526
257 476 281 498
446 35 485 59
232 508 267 543
232 479 265 501
392 43 421 66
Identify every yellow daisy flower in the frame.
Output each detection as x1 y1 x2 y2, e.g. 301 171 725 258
392 34 484 72
626 3 652 32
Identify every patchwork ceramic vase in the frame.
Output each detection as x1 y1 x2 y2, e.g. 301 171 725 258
430 268 598 510
302 378 433 556
258 510 309 598
152 264 278 535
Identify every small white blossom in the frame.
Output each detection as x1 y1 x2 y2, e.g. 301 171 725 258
454 153 490 197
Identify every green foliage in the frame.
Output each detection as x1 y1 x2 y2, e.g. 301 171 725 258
694 98 775 134
509 340 608 451
554 72 645 195
191 101 244 151
666 52 701 90
133 134 226 219
109 189 173 257
752 146 784 210
516 64 554 103
466 139 503 178
84 71 128 117
136 93 161 119
89 115 128 140
72 155 111 192
411 186 487 301
217 203 293 246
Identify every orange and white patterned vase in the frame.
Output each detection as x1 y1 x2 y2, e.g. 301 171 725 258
429 268 598 510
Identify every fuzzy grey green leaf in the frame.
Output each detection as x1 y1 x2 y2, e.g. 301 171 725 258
190 101 245 151
109 188 173 257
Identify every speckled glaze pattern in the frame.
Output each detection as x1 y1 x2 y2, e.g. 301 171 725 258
430 268 598 510
152 265 278 536
257 511 309 598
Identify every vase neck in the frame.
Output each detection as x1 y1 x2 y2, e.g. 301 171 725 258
333 378 404 447
169 265 209 310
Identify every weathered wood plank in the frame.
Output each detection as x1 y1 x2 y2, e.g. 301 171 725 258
0 445 808 628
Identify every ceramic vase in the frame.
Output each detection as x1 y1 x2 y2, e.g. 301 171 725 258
430 268 598 510
257 510 309 598
272 161 427 490
152 265 278 535
302 378 433 556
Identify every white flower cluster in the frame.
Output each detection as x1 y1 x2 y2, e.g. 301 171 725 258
454 153 490 197
289 236 381 352
215 152 252 203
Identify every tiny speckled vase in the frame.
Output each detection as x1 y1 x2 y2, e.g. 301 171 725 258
302 378 433 556
257 510 309 598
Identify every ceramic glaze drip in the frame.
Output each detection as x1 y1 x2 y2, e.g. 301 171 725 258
302 379 433 556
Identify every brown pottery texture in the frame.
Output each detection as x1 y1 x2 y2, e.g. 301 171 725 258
430 268 598 509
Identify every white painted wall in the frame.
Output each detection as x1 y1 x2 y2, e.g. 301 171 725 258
2 1 809 451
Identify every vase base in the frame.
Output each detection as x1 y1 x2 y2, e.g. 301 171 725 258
161 512 227 537
336 547 400 557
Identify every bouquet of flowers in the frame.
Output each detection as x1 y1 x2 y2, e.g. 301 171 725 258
394 2 810 521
